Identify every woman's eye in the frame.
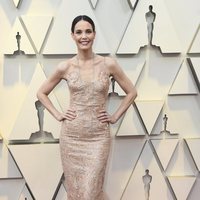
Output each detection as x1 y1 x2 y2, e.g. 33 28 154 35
86 29 92 34
75 30 82 34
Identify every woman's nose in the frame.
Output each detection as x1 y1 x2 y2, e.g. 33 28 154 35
81 32 87 38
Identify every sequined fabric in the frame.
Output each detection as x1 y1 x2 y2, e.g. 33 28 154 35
60 66 111 200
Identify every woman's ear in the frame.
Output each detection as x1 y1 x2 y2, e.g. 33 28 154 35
94 31 96 39
71 32 75 40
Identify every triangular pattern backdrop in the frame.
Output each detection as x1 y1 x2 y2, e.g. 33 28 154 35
1 0 200 199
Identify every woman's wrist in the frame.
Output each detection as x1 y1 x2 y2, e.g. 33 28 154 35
54 111 63 121
110 114 118 124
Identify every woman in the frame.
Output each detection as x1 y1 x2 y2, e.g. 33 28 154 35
37 15 137 200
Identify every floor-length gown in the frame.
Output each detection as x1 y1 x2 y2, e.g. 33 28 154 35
60 63 111 200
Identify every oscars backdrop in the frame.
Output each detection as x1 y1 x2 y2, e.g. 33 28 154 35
0 0 200 199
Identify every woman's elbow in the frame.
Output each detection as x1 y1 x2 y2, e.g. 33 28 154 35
36 90 44 101
131 88 137 100
36 91 41 101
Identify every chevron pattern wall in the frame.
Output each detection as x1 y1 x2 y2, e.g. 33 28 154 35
0 0 200 199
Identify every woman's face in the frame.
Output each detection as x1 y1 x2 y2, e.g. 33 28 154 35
71 20 96 51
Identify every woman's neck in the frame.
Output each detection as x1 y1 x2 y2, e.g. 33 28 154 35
77 50 94 61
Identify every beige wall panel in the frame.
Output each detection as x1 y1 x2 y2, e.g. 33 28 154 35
4 18 35 55
168 176 196 200
185 139 200 171
152 0 181 53
12 0 22 8
128 0 138 9
90 0 99 9
135 100 164 134
166 140 197 176
136 49 182 100
188 24 200 54
169 59 198 95
189 58 200 86
9 144 63 200
150 108 179 137
164 0 200 53
0 143 22 178
165 96 200 138
0 58 36 140
92 0 132 54
9 64 61 140
21 15 53 53
0 179 25 200
187 177 200 199
122 141 174 200
19 184 34 200
116 104 146 136
55 183 68 200
109 58 145 95
150 112 167 136
2 57 36 86
151 139 179 170
105 138 146 200
117 0 181 54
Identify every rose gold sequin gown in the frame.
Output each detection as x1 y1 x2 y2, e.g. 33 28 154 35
60 65 111 200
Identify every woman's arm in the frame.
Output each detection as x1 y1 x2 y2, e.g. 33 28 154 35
98 57 137 124
37 61 76 122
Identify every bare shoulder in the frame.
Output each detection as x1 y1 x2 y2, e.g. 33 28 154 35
104 56 121 76
55 57 75 78
56 60 69 73
104 56 116 67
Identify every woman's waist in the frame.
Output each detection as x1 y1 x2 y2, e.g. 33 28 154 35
68 106 105 120
69 103 106 111
63 114 110 133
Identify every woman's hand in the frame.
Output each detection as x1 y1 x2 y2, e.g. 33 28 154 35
56 109 77 122
97 109 117 124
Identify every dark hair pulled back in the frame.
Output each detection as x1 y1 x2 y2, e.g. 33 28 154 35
71 15 95 33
